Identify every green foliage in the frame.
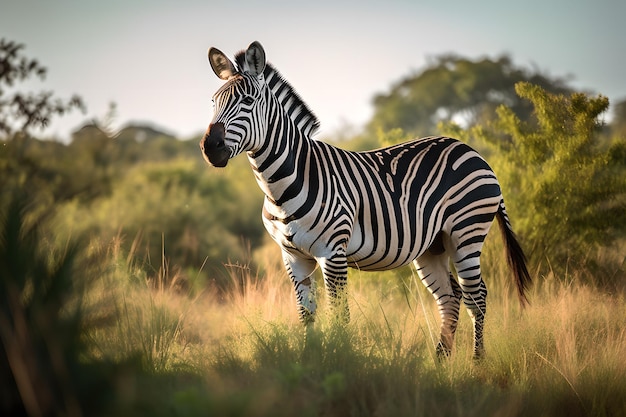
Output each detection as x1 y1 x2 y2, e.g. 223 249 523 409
441 82 626 273
1 119 266 292
370 54 572 136
52 154 265 290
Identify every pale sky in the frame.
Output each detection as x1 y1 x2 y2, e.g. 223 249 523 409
2 0 625 140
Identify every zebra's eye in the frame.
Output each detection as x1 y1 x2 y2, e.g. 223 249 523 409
241 96 254 106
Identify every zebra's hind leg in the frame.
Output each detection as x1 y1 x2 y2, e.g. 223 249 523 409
414 251 462 359
454 251 488 359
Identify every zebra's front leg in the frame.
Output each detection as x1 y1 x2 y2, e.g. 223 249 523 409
318 254 350 324
283 250 318 325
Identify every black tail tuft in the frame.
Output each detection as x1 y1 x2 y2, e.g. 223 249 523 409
496 201 532 307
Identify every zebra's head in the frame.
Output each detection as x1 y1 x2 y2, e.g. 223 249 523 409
200 41 268 168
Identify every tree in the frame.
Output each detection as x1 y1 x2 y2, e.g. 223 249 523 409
0 39 87 213
370 54 572 137
0 38 84 137
441 83 626 276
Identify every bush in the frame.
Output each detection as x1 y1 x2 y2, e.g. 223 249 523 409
54 157 265 291
441 82 626 278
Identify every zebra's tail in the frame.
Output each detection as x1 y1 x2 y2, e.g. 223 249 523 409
495 199 532 307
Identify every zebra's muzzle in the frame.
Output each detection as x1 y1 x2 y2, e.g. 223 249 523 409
200 122 230 167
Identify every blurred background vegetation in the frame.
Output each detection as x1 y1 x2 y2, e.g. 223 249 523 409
1 38 625 416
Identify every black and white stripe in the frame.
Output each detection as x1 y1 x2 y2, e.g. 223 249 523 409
200 42 532 358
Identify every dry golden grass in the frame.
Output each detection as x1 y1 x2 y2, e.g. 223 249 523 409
84 237 626 416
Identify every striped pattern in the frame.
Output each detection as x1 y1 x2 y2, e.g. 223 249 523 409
203 43 531 358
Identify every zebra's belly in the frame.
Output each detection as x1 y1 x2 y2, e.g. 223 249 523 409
346 256 417 272
345 222 427 271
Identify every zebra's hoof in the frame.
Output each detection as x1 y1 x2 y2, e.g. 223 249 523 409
472 349 485 361
436 342 452 360
298 307 316 326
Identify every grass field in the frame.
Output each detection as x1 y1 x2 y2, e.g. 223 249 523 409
82 239 626 417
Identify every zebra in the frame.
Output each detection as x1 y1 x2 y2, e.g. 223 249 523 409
200 41 532 358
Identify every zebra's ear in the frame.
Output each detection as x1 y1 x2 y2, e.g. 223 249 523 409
245 41 266 77
208 47 237 80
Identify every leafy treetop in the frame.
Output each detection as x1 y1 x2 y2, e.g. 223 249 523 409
370 54 572 136
0 38 85 137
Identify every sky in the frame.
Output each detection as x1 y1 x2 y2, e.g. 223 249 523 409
2 0 625 141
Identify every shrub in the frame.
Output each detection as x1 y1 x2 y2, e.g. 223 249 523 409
441 82 626 277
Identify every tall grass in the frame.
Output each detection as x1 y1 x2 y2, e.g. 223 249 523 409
86 235 189 373
83 237 626 417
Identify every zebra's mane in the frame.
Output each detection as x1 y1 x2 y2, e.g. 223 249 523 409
234 51 320 137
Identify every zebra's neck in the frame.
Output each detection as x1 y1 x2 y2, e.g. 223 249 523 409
248 108 311 206
263 67 320 137
232 52 320 206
